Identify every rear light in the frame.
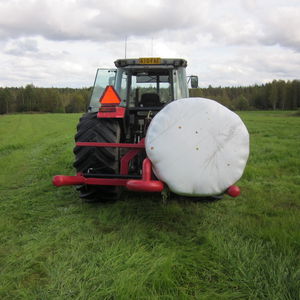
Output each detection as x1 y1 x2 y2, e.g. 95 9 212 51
99 105 116 113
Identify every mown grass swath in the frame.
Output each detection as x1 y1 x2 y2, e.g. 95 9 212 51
0 112 299 299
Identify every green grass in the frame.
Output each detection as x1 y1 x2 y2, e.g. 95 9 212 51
0 112 299 299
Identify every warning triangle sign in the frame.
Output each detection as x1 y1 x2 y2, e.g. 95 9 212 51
100 85 121 105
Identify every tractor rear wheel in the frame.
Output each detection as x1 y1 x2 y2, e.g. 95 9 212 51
73 112 121 202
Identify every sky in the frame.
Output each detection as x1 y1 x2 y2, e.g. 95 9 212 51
0 0 300 88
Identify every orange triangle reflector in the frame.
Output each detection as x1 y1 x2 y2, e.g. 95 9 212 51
100 85 121 105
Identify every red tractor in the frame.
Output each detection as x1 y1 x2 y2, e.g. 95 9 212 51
53 58 249 202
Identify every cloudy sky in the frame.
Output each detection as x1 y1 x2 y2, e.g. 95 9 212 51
0 0 299 88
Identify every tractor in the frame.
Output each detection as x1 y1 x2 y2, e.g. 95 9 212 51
53 58 249 202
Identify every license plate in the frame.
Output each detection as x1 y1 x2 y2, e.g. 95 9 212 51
139 57 161 64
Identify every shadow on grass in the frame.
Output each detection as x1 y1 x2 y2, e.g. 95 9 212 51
76 190 218 247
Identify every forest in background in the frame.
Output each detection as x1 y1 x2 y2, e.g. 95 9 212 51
0 79 300 114
0 85 91 114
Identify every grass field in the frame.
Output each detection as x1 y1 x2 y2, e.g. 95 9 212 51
0 111 299 299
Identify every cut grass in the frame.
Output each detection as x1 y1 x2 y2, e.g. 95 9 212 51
0 112 299 299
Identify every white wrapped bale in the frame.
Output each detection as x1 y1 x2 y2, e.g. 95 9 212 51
145 98 249 196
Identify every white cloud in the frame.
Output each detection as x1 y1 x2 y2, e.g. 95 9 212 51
0 0 299 87
4 38 39 55
260 7 300 51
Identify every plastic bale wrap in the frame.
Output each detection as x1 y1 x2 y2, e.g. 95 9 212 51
145 98 249 196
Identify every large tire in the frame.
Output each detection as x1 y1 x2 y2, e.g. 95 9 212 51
73 112 121 202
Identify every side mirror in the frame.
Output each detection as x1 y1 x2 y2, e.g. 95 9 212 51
190 76 198 88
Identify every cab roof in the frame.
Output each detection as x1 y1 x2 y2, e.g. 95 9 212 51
114 58 187 68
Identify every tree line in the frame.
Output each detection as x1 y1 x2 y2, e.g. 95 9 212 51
1 79 300 114
0 85 91 114
190 79 300 111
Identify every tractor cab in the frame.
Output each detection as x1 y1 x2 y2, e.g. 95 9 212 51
88 58 195 113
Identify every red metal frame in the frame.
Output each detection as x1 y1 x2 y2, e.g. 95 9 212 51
76 141 144 148
52 174 128 187
120 148 142 175
53 138 240 196
53 160 164 192
76 139 145 175
53 139 164 192
126 158 164 192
